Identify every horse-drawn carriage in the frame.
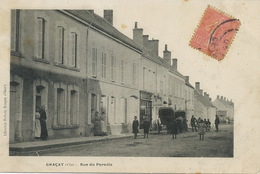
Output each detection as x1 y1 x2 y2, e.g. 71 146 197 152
158 107 187 133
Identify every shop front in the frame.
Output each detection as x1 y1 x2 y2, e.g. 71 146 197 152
140 91 153 129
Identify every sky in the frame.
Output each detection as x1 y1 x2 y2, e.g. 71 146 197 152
84 0 260 107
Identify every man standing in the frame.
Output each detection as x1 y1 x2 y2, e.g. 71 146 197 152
191 115 197 132
215 115 220 132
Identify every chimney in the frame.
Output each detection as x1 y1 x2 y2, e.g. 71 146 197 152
206 94 210 99
143 35 149 48
204 92 207 97
172 59 177 70
104 10 113 25
209 98 212 102
185 76 189 83
224 97 226 101
148 39 159 56
199 89 203 95
221 96 223 100
133 22 143 47
163 44 171 64
87 9 94 14
217 95 219 99
195 82 200 90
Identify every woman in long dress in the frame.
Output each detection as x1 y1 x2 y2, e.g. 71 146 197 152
94 112 102 136
39 105 48 140
100 112 107 136
35 106 41 139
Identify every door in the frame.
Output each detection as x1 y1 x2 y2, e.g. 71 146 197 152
10 83 20 142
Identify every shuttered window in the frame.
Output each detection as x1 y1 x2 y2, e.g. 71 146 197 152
120 60 124 83
57 26 64 64
37 17 45 59
101 52 107 78
111 55 115 81
91 48 97 77
71 32 77 67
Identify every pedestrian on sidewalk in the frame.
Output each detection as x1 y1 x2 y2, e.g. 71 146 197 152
198 119 206 140
143 115 150 138
206 119 211 132
171 118 178 139
35 106 41 140
132 116 139 139
94 111 102 136
190 115 197 132
39 105 48 140
100 111 107 136
215 115 220 132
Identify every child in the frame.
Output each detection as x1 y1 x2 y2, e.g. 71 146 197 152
198 119 206 140
132 116 139 139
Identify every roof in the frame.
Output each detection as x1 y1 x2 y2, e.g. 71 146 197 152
64 10 185 80
214 98 234 107
184 79 194 89
142 48 185 79
194 90 216 108
64 10 142 52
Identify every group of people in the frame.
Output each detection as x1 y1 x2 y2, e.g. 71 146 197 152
191 115 220 140
35 105 48 140
132 115 151 139
132 115 221 140
91 109 107 136
190 116 212 133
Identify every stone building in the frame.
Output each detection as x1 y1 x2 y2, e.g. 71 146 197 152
10 9 198 142
10 9 143 142
212 95 234 123
132 23 186 129
184 76 195 127
194 82 216 126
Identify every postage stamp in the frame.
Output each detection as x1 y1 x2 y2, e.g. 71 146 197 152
189 5 241 61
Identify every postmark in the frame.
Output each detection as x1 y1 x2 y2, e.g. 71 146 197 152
189 5 241 61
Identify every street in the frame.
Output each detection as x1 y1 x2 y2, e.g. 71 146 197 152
14 124 233 157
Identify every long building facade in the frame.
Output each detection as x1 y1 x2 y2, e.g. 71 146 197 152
11 9 226 143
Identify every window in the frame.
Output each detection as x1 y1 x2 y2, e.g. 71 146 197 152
91 48 97 77
70 32 77 67
101 52 107 78
11 10 20 52
120 60 124 83
143 67 145 89
36 17 46 59
57 26 65 64
69 90 78 125
132 63 136 85
160 80 163 92
111 55 115 81
57 88 66 125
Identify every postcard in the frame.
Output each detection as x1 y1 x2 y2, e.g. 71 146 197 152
0 0 259 173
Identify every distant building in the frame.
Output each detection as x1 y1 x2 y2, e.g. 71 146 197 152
184 76 194 127
212 95 234 123
194 82 216 126
133 23 186 130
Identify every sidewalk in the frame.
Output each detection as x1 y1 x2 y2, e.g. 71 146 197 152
9 133 133 152
9 129 167 153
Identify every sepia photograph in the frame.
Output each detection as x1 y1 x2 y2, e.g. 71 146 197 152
1 0 260 173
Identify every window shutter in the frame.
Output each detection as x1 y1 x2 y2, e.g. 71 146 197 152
37 18 43 58
71 33 75 66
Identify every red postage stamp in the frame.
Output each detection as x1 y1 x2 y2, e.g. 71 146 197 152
189 5 241 61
